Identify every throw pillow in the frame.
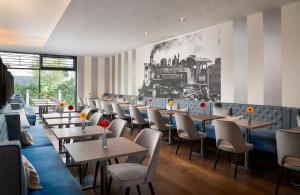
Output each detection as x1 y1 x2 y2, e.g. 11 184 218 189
22 155 42 190
21 129 33 145
16 108 31 128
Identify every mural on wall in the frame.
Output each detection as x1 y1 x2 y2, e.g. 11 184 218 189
138 26 221 101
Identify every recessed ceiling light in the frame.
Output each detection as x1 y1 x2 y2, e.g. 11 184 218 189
145 31 149 36
179 17 186 22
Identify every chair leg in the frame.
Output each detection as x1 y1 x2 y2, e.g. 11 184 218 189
108 177 112 194
234 154 239 179
125 187 130 195
108 159 112 165
136 185 141 195
189 142 194 160
84 163 88 176
115 158 119 164
176 139 181 154
213 149 221 170
148 182 155 195
93 161 100 187
275 166 284 194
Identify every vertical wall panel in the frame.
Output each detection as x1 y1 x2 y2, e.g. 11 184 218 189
98 57 105 96
124 52 129 95
118 54 122 94
282 1 300 107
120 53 125 94
91 57 98 97
104 57 110 93
132 49 137 95
114 55 118 94
221 21 234 102
247 13 264 105
233 17 248 103
263 8 282 106
84 56 92 97
128 50 133 95
77 56 84 98
109 57 113 93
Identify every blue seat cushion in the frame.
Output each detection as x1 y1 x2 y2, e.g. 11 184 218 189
23 125 52 148
22 146 82 195
26 106 36 125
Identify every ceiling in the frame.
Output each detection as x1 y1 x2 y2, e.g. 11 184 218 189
0 0 297 57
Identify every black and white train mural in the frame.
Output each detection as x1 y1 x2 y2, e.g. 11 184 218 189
138 26 221 101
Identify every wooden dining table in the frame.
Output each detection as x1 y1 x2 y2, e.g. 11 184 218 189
64 137 147 194
190 114 225 131
42 112 80 120
45 118 90 128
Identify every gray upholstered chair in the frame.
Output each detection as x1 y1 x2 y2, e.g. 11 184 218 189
101 100 114 119
95 99 102 112
93 119 128 186
87 98 96 110
275 129 300 194
297 114 300 127
147 109 173 144
174 114 207 160
77 97 85 110
89 112 103 126
129 106 149 135
107 128 163 195
213 120 253 178
112 102 129 120
81 107 92 119
83 97 88 107
212 104 231 116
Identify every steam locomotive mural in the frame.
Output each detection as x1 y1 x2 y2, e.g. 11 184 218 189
137 26 221 101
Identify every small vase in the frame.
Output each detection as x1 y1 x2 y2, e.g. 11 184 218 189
81 121 86 131
68 111 71 122
102 128 107 150
170 105 173 110
248 114 252 125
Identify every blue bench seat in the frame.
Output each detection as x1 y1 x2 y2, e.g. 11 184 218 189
23 125 52 148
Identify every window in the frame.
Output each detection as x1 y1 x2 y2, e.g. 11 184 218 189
41 55 76 70
0 52 39 69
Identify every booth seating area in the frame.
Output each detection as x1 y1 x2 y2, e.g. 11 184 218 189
0 103 82 195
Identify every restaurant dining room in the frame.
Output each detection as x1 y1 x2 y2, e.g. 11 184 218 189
1 0 300 195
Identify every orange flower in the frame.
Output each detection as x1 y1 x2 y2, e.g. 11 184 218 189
246 106 254 113
80 112 87 119
59 101 65 108
168 100 174 106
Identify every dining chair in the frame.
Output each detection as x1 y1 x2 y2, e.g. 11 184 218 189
275 129 300 194
83 97 88 107
101 100 114 119
297 114 300 127
147 109 173 144
129 106 149 135
112 102 130 120
81 107 92 119
174 114 207 160
87 98 97 110
213 120 253 179
95 99 102 112
107 128 163 195
77 97 85 111
89 112 103 126
212 104 231 116
93 119 128 186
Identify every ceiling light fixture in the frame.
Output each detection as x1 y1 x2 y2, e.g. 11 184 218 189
179 17 186 22
145 31 149 36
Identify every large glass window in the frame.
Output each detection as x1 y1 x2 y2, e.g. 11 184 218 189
0 51 77 106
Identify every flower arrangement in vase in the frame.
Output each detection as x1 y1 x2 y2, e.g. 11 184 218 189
199 100 206 114
79 111 87 131
67 105 74 122
98 119 110 149
59 101 65 117
246 106 254 124
167 99 175 110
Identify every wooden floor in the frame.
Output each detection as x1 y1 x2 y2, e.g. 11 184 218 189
45 127 300 195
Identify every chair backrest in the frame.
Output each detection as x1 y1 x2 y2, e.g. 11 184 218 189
175 114 199 139
297 114 300 127
95 99 102 110
127 128 162 183
276 130 300 167
77 97 84 106
129 106 146 124
147 109 168 130
213 105 231 116
87 98 96 110
101 100 113 115
214 120 248 153
81 107 92 119
112 103 125 118
107 119 127 138
83 97 88 106
89 112 103 126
